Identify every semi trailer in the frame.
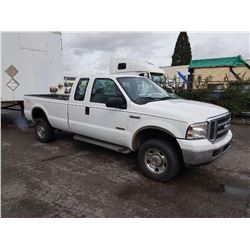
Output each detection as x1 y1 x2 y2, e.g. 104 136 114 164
1 32 64 112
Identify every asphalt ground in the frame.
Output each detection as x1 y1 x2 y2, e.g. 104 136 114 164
1 110 250 217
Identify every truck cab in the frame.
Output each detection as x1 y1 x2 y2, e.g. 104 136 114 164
110 57 166 84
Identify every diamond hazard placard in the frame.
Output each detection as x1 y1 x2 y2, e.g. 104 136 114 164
5 65 19 78
6 78 20 91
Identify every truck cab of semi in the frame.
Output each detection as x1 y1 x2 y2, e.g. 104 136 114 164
110 57 166 84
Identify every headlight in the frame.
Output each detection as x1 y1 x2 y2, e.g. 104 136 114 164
186 122 208 140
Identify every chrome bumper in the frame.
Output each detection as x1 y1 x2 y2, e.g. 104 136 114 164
178 130 232 166
182 142 231 166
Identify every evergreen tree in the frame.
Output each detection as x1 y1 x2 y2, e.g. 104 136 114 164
171 32 192 66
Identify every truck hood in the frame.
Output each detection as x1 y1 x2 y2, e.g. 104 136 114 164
141 99 228 124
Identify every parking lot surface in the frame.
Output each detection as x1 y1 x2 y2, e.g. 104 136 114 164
1 110 250 217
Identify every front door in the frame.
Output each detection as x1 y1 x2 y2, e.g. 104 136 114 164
84 78 129 146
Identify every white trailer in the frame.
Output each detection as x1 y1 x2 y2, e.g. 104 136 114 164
1 32 64 112
110 57 165 83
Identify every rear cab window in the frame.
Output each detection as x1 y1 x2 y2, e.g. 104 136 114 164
74 78 89 101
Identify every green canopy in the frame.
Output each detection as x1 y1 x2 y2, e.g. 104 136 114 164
189 55 247 69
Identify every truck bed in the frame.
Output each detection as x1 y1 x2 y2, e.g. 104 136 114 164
25 94 69 101
24 94 70 132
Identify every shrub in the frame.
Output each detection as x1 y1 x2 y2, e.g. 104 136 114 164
176 83 249 117
217 85 248 117
177 88 217 104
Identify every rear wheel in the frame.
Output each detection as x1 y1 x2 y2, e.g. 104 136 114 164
138 139 181 181
35 117 55 143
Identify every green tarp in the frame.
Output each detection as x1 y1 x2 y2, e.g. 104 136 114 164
189 55 247 69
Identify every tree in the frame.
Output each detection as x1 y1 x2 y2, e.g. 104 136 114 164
171 32 192 66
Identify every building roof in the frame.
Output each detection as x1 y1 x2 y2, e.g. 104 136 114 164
189 55 248 69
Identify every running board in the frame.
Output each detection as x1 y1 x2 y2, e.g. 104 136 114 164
73 135 131 154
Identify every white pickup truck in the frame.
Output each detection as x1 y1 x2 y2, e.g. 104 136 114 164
24 75 232 181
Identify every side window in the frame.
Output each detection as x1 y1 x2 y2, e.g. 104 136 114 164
74 78 89 101
118 63 126 70
90 78 123 104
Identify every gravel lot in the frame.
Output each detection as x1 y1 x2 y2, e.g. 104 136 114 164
1 110 250 217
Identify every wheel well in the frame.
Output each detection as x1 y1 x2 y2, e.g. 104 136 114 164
132 128 183 161
32 108 47 121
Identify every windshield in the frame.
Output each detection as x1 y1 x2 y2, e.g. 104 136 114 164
150 72 165 84
117 76 176 104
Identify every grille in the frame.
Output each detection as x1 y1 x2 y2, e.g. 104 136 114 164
208 113 231 142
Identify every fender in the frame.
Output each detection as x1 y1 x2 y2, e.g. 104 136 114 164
31 103 50 121
128 118 188 150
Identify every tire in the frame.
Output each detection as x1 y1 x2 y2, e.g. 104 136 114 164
138 139 181 181
35 117 55 143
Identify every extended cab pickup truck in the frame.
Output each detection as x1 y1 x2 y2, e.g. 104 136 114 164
24 75 232 181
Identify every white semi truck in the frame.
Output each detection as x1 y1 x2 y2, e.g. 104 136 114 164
1 32 64 112
110 57 166 83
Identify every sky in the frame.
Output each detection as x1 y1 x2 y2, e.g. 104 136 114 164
62 32 250 76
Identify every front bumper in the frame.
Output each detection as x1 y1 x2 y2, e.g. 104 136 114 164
177 130 232 166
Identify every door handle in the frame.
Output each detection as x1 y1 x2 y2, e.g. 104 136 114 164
85 106 90 115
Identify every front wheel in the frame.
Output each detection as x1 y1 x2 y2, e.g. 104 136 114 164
138 139 181 181
35 117 55 143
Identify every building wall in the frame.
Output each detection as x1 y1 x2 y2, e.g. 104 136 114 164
161 65 189 79
192 65 250 89
233 66 250 80
161 59 250 89
193 67 231 82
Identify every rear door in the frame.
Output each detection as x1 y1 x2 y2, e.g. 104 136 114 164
68 78 90 135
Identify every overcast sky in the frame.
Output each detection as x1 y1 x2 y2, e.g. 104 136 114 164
62 32 250 76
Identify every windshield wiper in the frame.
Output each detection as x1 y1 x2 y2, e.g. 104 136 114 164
134 96 171 104
134 97 157 104
157 96 172 100
135 97 158 101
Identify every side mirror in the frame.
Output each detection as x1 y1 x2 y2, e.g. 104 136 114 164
106 97 126 109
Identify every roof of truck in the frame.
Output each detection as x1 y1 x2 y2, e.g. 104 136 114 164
110 57 165 75
75 74 145 79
